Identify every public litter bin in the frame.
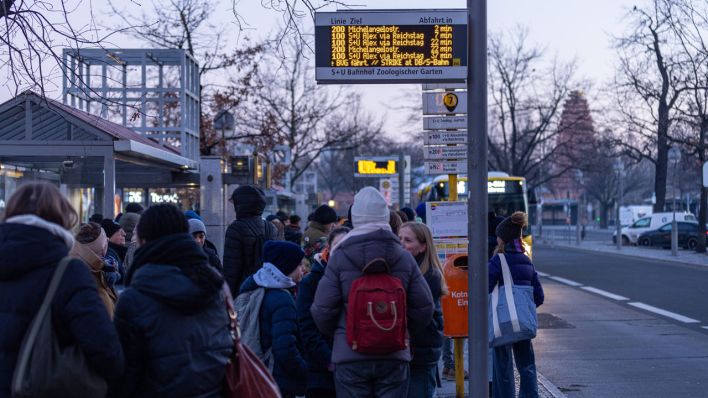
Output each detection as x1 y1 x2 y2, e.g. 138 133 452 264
441 254 469 337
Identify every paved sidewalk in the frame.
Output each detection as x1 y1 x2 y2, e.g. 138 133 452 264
537 235 708 267
435 354 565 397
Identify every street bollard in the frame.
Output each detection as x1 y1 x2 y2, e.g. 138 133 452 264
441 254 469 398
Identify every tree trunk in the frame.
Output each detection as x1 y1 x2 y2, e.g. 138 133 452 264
654 131 669 212
697 186 707 253
600 202 610 229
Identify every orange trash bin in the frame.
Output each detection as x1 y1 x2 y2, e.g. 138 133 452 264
441 254 469 338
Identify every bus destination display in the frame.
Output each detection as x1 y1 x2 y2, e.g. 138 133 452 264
315 10 467 83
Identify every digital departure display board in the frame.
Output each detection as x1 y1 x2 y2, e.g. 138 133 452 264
315 10 467 84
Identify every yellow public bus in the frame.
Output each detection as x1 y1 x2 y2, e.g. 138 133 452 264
417 172 533 254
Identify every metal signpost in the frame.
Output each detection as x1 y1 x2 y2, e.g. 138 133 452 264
614 159 624 250
467 2 488 397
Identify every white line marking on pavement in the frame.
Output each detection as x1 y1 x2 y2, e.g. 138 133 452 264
628 302 701 323
701 326 708 330
581 286 629 301
536 271 550 277
549 276 582 287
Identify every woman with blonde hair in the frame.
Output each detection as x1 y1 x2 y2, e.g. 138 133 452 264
489 211 544 398
398 221 447 398
0 182 123 396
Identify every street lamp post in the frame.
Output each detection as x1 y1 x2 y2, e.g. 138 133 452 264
613 159 624 250
575 170 584 245
669 146 682 257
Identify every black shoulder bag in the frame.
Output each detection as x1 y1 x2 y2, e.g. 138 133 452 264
12 257 108 398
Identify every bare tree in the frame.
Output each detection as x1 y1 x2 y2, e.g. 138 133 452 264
664 0 708 252
107 0 264 155
238 35 382 187
611 0 689 212
487 28 577 191
1 0 118 97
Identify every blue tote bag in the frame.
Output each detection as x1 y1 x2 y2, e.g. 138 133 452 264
488 254 537 347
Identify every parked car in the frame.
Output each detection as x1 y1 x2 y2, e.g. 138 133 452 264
613 212 697 245
637 221 705 250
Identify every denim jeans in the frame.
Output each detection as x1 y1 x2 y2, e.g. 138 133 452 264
493 339 538 398
442 337 455 368
408 364 437 398
335 360 410 398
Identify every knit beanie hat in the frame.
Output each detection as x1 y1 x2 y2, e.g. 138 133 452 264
495 212 527 243
311 205 337 225
100 219 122 239
75 222 108 258
351 186 389 227
188 218 207 236
263 240 304 276
125 203 144 214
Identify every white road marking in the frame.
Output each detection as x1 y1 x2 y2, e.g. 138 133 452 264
701 326 708 330
549 276 582 287
536 271 550 277
581 286 629 301
628 302 701 323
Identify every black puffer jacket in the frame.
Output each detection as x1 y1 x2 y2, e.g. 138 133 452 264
111 234 232 398
223 186 277 295
0 223 124 398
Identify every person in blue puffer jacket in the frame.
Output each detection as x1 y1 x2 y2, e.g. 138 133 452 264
238 240 308 398
488 211 544 398
296 226 350 398
398 222 446 398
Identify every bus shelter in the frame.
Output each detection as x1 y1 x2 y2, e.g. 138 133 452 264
0 91 199 221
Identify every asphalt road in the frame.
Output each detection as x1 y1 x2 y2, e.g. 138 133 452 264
533 245 708 331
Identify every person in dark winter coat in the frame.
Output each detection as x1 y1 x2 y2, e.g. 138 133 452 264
488 212 544 398
284 215 303 245
0 182 124 398
238 241 308 398
223 185 277 296
118 203 142 243
311 187 434 398
398 222 446 398
113 204 232 398
296 227 350 398
101 219 128 287
303 204 337 262
188 218 223 272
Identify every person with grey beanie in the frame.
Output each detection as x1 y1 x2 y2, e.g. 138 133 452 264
311 187 434 398
188 218 222 272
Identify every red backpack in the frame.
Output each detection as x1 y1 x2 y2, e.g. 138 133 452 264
346 258 408 354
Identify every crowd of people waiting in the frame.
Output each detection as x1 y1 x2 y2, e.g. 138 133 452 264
0 181 543 398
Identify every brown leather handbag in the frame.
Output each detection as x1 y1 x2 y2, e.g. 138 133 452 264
223 285 281 398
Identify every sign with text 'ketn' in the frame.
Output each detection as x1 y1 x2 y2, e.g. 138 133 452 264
314 10 468 84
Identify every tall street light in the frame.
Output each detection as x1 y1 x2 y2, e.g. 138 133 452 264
575 170 584 245
669 146 682 256
613 159 624 250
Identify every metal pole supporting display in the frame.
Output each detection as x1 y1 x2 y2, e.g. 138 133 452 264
399 153 406 209
468 1 488 397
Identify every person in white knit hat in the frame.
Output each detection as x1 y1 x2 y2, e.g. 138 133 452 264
311 186 434 398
